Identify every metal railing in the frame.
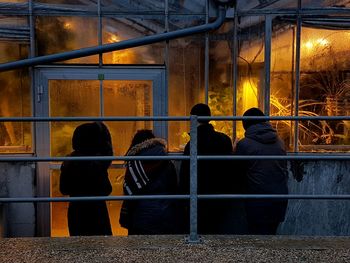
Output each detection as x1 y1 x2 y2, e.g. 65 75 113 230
0 115 350 242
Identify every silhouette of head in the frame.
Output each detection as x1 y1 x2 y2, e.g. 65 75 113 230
242 107 265 130
130 129 155 148
190 103 211 124
72 122 101 154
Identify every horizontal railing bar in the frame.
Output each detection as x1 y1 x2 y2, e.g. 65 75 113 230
1 194 350 203
198 155 350 160
0 154 350 162
0 116 349 122
0 116 190 122
199 194 350 200
0 156 189 162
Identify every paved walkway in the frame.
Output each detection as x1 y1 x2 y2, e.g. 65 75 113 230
0 235 349 262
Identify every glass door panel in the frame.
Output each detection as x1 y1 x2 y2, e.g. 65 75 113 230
49 79 154 237
104 80 153 156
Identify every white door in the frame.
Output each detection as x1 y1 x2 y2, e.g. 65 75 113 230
34 66 167 236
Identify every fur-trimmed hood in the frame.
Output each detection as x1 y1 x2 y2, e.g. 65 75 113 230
126 138 168 156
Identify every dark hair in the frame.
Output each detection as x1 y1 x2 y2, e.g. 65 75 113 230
190 103 211 123
130 129 155 148
242 107 265 130
72 122 101 154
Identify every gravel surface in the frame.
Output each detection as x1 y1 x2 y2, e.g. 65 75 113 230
0 235 349 263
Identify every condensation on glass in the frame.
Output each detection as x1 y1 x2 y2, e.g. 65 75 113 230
49 79 152 237
35 16 99 63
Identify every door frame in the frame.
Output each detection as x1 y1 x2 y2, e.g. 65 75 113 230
34 65 167 236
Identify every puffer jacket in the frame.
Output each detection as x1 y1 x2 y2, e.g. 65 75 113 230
235 122 288 223
120 138 180 235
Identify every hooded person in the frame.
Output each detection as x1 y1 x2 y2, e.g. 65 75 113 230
179 103 247 234
60 122 113 236
119 129 179 235
235 108 288 235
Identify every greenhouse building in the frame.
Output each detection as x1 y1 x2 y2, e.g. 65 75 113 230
0 0 349 238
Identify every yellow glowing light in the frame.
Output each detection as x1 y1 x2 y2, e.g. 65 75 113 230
305 41 314 50
316 38 329 46
109 35 120 43
63 22 72 30
242 80 258 113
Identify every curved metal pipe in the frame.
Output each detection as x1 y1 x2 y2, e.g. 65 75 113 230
0 7 227 72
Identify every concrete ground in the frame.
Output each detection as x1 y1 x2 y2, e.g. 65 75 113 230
0 235 349 263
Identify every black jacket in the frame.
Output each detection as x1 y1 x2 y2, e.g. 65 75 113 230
120 138 180 235
235 122 288 223
179 123 247 234
60 122 113 236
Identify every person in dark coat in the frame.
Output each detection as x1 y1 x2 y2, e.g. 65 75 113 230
60 122 113 236
235 108 288 235
119 130 179 235
179 103 247 234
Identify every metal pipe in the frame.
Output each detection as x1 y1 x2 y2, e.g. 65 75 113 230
204 0 210 104
0 154 349 163
264 15 272 115
189 115 199 243
294 5 302 152
232 8 238 142
1 115 350 122
0 7 227 72
2 194 350 204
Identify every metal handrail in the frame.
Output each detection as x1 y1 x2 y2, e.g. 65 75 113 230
1 115 350 242
1 194 350 203
0 115 349 122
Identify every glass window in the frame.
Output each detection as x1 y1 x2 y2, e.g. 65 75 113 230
299 26 350 150
270 18 295 151
209 21 234 139
102 18 165 64
237 16 265 139
168 17 206 151
0 42 31 153
35 16 99 63
168 35 205 151
34 0 97 9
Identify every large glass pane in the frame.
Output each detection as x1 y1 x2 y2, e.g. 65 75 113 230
168 35 205 151
50 80 99 237
49 79 153 236
49 80 100 157
237 16 265 139
270 19 295 150
299 27 350 150
102 18 164 64
209 21 234 139
35 16 98 63
0 42 31 153
168 17 205 151
103 80 153 156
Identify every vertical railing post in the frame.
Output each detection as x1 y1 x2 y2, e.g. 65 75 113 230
188 115 200 243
